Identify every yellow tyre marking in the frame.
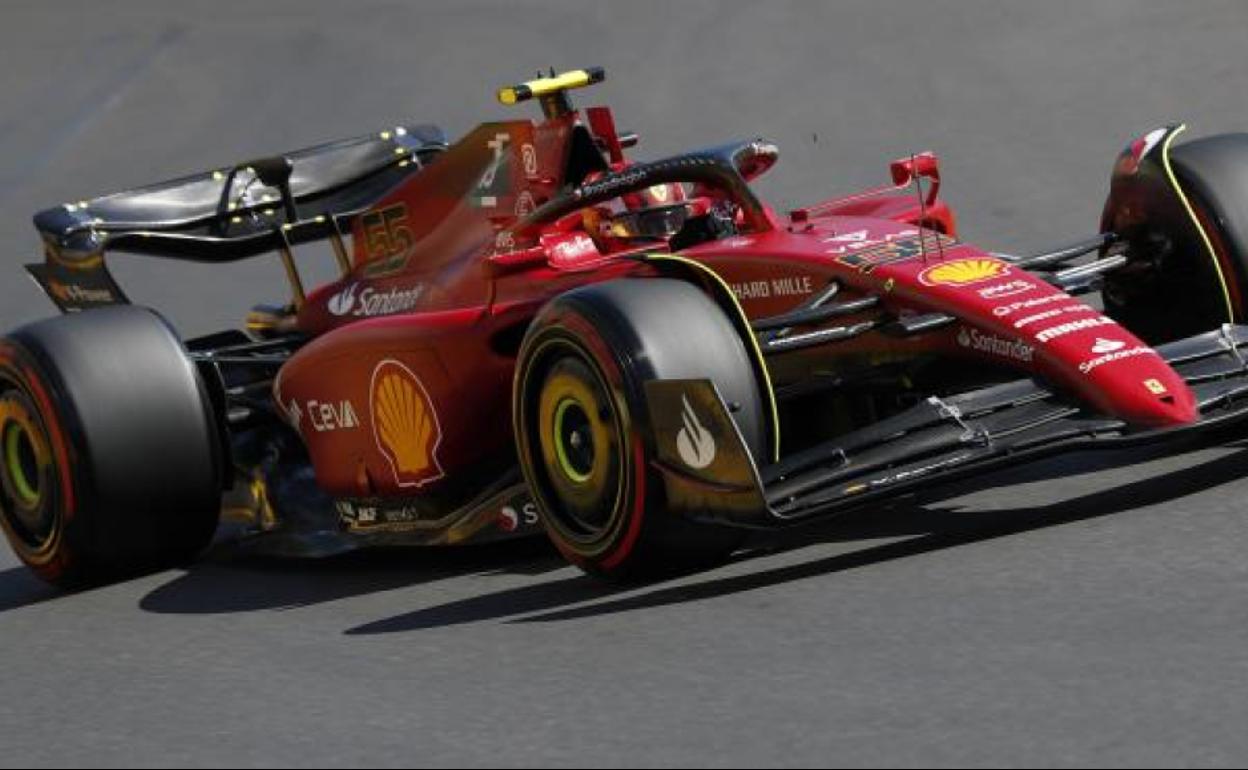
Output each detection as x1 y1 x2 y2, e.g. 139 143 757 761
1161 124 1236 323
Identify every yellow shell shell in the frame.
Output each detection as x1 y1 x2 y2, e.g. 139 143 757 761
922 258 1007 286
372 365 436 476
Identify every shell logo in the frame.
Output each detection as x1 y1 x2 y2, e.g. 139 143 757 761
370 359 444 488
920 258 1010 287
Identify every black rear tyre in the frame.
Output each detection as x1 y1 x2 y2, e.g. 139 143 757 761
515 278 763 580
0 306 222 586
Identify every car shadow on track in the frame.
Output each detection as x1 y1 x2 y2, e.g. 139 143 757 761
0 536 570 616
138 537 568 615
343 443 1248 634
0 565 62 613
0 538 570 617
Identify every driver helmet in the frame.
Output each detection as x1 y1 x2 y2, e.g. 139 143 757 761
582 177 689 243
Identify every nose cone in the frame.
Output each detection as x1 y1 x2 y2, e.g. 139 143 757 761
859 240 1199 428
1040 335 1198 428
1087 360 1197 427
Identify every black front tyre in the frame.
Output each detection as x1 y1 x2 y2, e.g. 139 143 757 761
1103 130 1248 342
515 278 764 580
0 307 223 586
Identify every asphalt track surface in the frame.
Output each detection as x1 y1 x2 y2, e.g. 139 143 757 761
2 1 1248 767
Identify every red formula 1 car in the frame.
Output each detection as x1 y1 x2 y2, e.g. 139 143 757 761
4 68 1248 585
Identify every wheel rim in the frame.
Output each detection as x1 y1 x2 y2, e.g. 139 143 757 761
533 351 623 539
4 421 41 507
0 391 58 551
552 398 595 484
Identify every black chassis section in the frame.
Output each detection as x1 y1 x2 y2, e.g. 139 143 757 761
645 324 1248 528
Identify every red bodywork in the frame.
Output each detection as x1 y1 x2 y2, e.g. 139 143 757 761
273 105 1197 502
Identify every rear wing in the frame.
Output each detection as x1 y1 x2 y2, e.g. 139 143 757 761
28 123 447 313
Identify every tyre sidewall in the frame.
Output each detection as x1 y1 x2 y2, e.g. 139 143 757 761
0 340 86 582
0 307 222 585
516 279 761 579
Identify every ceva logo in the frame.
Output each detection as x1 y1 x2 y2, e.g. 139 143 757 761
675 395 716 470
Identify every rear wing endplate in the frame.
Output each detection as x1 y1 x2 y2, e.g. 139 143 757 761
25 255 129 313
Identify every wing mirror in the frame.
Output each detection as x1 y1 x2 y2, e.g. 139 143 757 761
889 152 941 206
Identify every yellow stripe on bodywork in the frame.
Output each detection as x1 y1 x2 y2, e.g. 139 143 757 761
645 253 781 463
1161 124 1236 323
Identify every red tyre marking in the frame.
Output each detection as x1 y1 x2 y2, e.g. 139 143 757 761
599 437 647 571
1192 202 1245 319
17 363 76 518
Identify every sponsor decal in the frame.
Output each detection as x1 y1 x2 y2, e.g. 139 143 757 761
327 283 424 318
547 233 598 265
521 143 538 177
515 190 536 217
978 280 1034 300
307 399 359 432
498 501 540 533
336 500 375 524
772 275 814 297
336 500 428 528
724 236 755 249
47 280 114 305
920 258 1010 287
1034 316 1115 343
370 359 444 488
1091 337 1127 354
1079 346 1155 374
1013 309 1063 329
832 231 956 270
957 327 1035 363
732 281 771 300
285 399 303 432
675 395 716 470
327 283 358 315
580 169 647 199
1144 379 1169 396
478 132 510 192
729 275 815 301
822 229 871 246
994 293 1084 317
1012 303 1097 330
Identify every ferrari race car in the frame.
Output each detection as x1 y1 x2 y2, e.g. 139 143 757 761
4 67 1248 586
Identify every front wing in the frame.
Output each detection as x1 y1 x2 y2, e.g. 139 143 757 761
646 325 1248 528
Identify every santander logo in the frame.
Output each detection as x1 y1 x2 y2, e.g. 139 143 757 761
327 282 424 318
675 395 716 470
498 506 519 533
327 283 359 316
1092 338 1127 354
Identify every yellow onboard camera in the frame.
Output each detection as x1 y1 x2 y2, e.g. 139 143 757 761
497 67 605 118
